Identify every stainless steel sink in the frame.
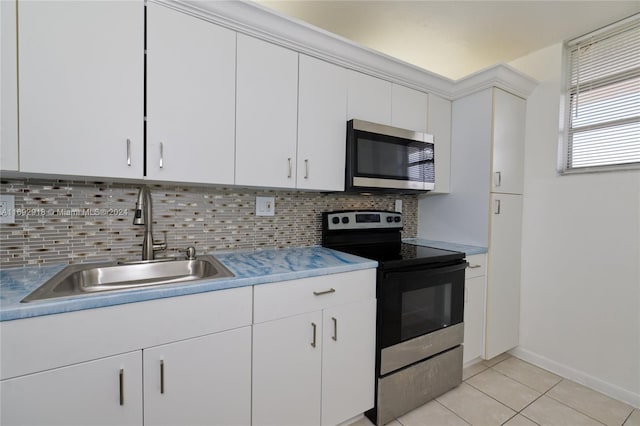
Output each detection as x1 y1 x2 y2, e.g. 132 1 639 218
21 255 234 303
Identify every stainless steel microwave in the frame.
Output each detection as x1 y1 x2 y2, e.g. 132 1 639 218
345 119 435 192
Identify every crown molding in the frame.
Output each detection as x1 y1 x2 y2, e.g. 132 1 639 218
450 63 539 100
154 0 538 100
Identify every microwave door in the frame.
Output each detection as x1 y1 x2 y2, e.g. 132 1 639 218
354 137 430 190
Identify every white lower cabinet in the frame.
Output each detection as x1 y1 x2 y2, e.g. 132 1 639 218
463 277 486 364
0 287 252 426
463 254 487 364
253 300 376 426
1 327 252 426
253 270 377 426
321 299 376 426
143 327 252 426
0 351 143 426
0 270 377 426
253 311 323 426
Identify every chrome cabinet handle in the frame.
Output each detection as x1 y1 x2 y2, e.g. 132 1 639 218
119 369 124 406
332 317 337 341
313 288 335 296
287 158 292 178
494 199 501 215
494 171 501 187
311 322 317 348
304 159 309 179
468 264 482 269
160 360 165 394
159 143 164 169
126 139 131 167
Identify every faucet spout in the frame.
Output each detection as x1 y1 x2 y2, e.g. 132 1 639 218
133 186 165 260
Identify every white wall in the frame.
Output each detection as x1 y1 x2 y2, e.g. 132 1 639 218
509 44 640 407
418 89 493 247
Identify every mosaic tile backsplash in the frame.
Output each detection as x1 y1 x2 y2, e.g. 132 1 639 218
0 180 418 268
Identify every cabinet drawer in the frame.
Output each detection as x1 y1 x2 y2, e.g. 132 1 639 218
253 269 376 323
465 254 486 278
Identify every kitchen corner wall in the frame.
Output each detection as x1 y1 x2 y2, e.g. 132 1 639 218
0 180 417 268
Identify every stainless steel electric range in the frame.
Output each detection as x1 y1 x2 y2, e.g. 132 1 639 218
322 210 466 425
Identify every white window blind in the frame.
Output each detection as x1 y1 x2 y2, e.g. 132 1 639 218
563 15 640 173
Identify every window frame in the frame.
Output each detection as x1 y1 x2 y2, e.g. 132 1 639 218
559 14 640 175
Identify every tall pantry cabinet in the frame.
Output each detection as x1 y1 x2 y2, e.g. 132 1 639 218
486 89 525 359
420 87 526 362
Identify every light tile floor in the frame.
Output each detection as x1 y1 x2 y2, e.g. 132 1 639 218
350 354 639 426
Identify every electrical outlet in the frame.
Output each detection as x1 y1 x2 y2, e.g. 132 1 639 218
0 194 16 224
256 196 275 217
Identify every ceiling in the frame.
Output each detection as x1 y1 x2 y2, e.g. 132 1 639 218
253 1 640 80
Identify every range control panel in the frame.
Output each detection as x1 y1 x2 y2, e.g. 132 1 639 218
324 211 402 231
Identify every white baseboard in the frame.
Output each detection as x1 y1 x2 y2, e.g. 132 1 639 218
510 347 640 409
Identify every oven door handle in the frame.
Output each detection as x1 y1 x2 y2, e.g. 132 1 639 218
383 262 468 280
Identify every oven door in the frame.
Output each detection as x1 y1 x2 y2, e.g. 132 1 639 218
378 261 465 350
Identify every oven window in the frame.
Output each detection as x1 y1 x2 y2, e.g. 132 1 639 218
401 283 453 341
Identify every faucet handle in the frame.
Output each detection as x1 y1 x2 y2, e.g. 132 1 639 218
153 232 167 252
179 246 197 260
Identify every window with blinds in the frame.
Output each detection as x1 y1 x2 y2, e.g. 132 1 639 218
563 15 640 173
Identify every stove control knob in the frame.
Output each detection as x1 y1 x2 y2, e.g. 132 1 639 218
341 216 349 224
331 217 340 224
394 216 401 223
386 216 393 223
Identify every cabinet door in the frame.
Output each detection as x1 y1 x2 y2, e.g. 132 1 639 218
463 276 486 364
236 34 298 188
297 55 348 191
146 3 235 184
321 299 376 426
391 84 428 132
428 93 452 194
485 193 523 359
18 0 143 178
347 70 392 124
1 0 18 171
492 88 526 194
253 311 323 426
0 351 142 426
143 327 251 426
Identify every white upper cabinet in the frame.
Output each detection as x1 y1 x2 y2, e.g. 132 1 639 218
297 55 348 191
1 0 18 171
428 93 452 194
347 70 392 125
391 84 428 132
492 89 526 194
146 4 235 185
18 0 143 179
236 34 298 189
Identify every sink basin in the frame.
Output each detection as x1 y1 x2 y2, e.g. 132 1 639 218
21 255 234 303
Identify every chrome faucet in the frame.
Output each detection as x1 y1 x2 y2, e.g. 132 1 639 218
133 186 167 260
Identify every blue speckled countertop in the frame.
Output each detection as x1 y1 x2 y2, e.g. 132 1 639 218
403 238 488 256
0 247 377 322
